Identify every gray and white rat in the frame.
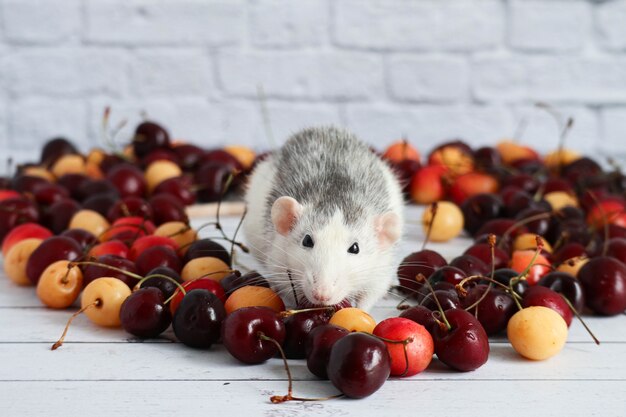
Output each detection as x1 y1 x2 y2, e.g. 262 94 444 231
243 126 404 311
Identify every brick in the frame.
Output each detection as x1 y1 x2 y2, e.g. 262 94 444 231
601 107 626 155
472 55 626 104
509 0 588 51
218 51 383 101
9 98 88 151
388 55 469 102
4 48 128 97
2 0 81 43
333 0 503 51
249 0 328 48
511 105 599 154
344 104 514 150
85 0 244 46
595 0 626 50
130 49 213 97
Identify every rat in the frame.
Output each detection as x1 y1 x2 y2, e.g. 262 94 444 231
242 126 404 311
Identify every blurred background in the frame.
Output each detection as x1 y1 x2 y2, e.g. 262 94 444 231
0 0 625 169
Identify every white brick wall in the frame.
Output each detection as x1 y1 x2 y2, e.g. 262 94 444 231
0 0 625 169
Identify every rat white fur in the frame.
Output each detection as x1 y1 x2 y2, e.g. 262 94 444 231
243 127 404 311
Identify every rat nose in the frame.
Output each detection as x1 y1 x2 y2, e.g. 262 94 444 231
312 289 331 304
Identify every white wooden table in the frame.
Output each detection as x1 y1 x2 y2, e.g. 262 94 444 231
1 206 625 417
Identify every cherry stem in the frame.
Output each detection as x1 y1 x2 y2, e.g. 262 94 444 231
560 295 600 345
457 276 523 300
370 333 414 377
278 306 335 319
422 202 438 252
229 207 248 268
257 331 294 403
416 274 451 330
135 274 187 297
68 261 143 281
464 235 497 314
51 299 101 351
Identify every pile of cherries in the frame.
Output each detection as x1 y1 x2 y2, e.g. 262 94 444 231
2 113 626 401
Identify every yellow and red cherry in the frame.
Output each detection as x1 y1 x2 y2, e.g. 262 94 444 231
449 172 499 205
36 260 83 309
88 240 129 259
382 140 420 163
373 317 434 377
507 306 568 360
154 221 197 254
181 256 230 282
128 235 179 261
3 238 44 286
81 277 132 327
510 250 551 285
68 209 110 238
1 223 52 256
422 201 464 242
223 285 285 315
329 307 376 333
409 165 447 205
145 160 182 192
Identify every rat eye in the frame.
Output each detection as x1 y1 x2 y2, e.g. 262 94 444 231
348 242 359 254
302 234 314 248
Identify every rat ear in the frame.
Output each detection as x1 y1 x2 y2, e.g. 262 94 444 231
271 196 303 236
374 212 401 249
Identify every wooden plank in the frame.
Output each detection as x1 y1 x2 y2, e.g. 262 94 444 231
1 380 625 417
0 303 622 343
1 341 624 382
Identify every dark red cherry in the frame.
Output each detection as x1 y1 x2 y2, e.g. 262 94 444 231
82 254 139 288
475 219 528 241
11 174 48 194
432 308 489 372
42 198 80 234
578 257 626 316
220 270 269 294
82 194 118 218
199 150 243 173
462 284 516 335
463 243 510 270
429 266 467 286
140 266 183 300
135 246 182 275
194 161 234 203
461 193 503 236
473 146 501 170
141 149 180 168
221 307 286 364
106 164 147 199
148 194 187 225
515 207 551 236
32 182 69 206
420 289 461 311
327 332 391 398
183 238 231 267
450 255 489 277
153 176 196 206
397 250 447 295
120 287 171 339
537 271 585 314
57 173 90 200
40 137 77 167
0 197 40 242
283 309 331 359
305 324 349 379
522 286 573 327
107 196 153 222
25 236 82 284
132 121 170 159
399 305 437 333
76 179 119 202
493 268 529 297
172 289 226 349
60 228 98 249
173 144 205 171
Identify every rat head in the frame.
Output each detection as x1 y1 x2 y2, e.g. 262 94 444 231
270 196 401 307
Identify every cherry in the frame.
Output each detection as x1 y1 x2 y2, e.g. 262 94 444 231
107 197 153 222
432 308 489 372
522 285 573 327
399 305 438 332
140 266 182 300
194 161 234 203
169 277 226 315
135 246 182 275
606 238 626 264
420 290 461 311
450 254 489 277
57 173 90 200
537 271 585 313
461 284 516 335
397 249 447 295
132 121 170 159
493 268 529 296
515 207 551 236
82 254 139 288
562 156 603 184
128 235 179 261
199 149 243 173
220 270 270 295
461 193 503 236
221 306 286 364
327 332 391 398
473 146 501 170
183 238 231 267
1 222 52 256
392 159 421 196
463 243 510 270
106 164 147 199
88 240 129 259
153 176 196 206
173 144 205 171
60 228 98 249
81 194 118 218
25 236 82 285
76 179 119 202
429 266 467 286
41 198 80 234
40 137 77 167
475 218 528 241
552 242 587 265
148 194 187 225
120 287 171 339
578 257 626 316
0 197 40 241
172 289 226 349
32 182 69 206
141 148 180 168
502 173 540 194
283 309 331 359
305 324 349 379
